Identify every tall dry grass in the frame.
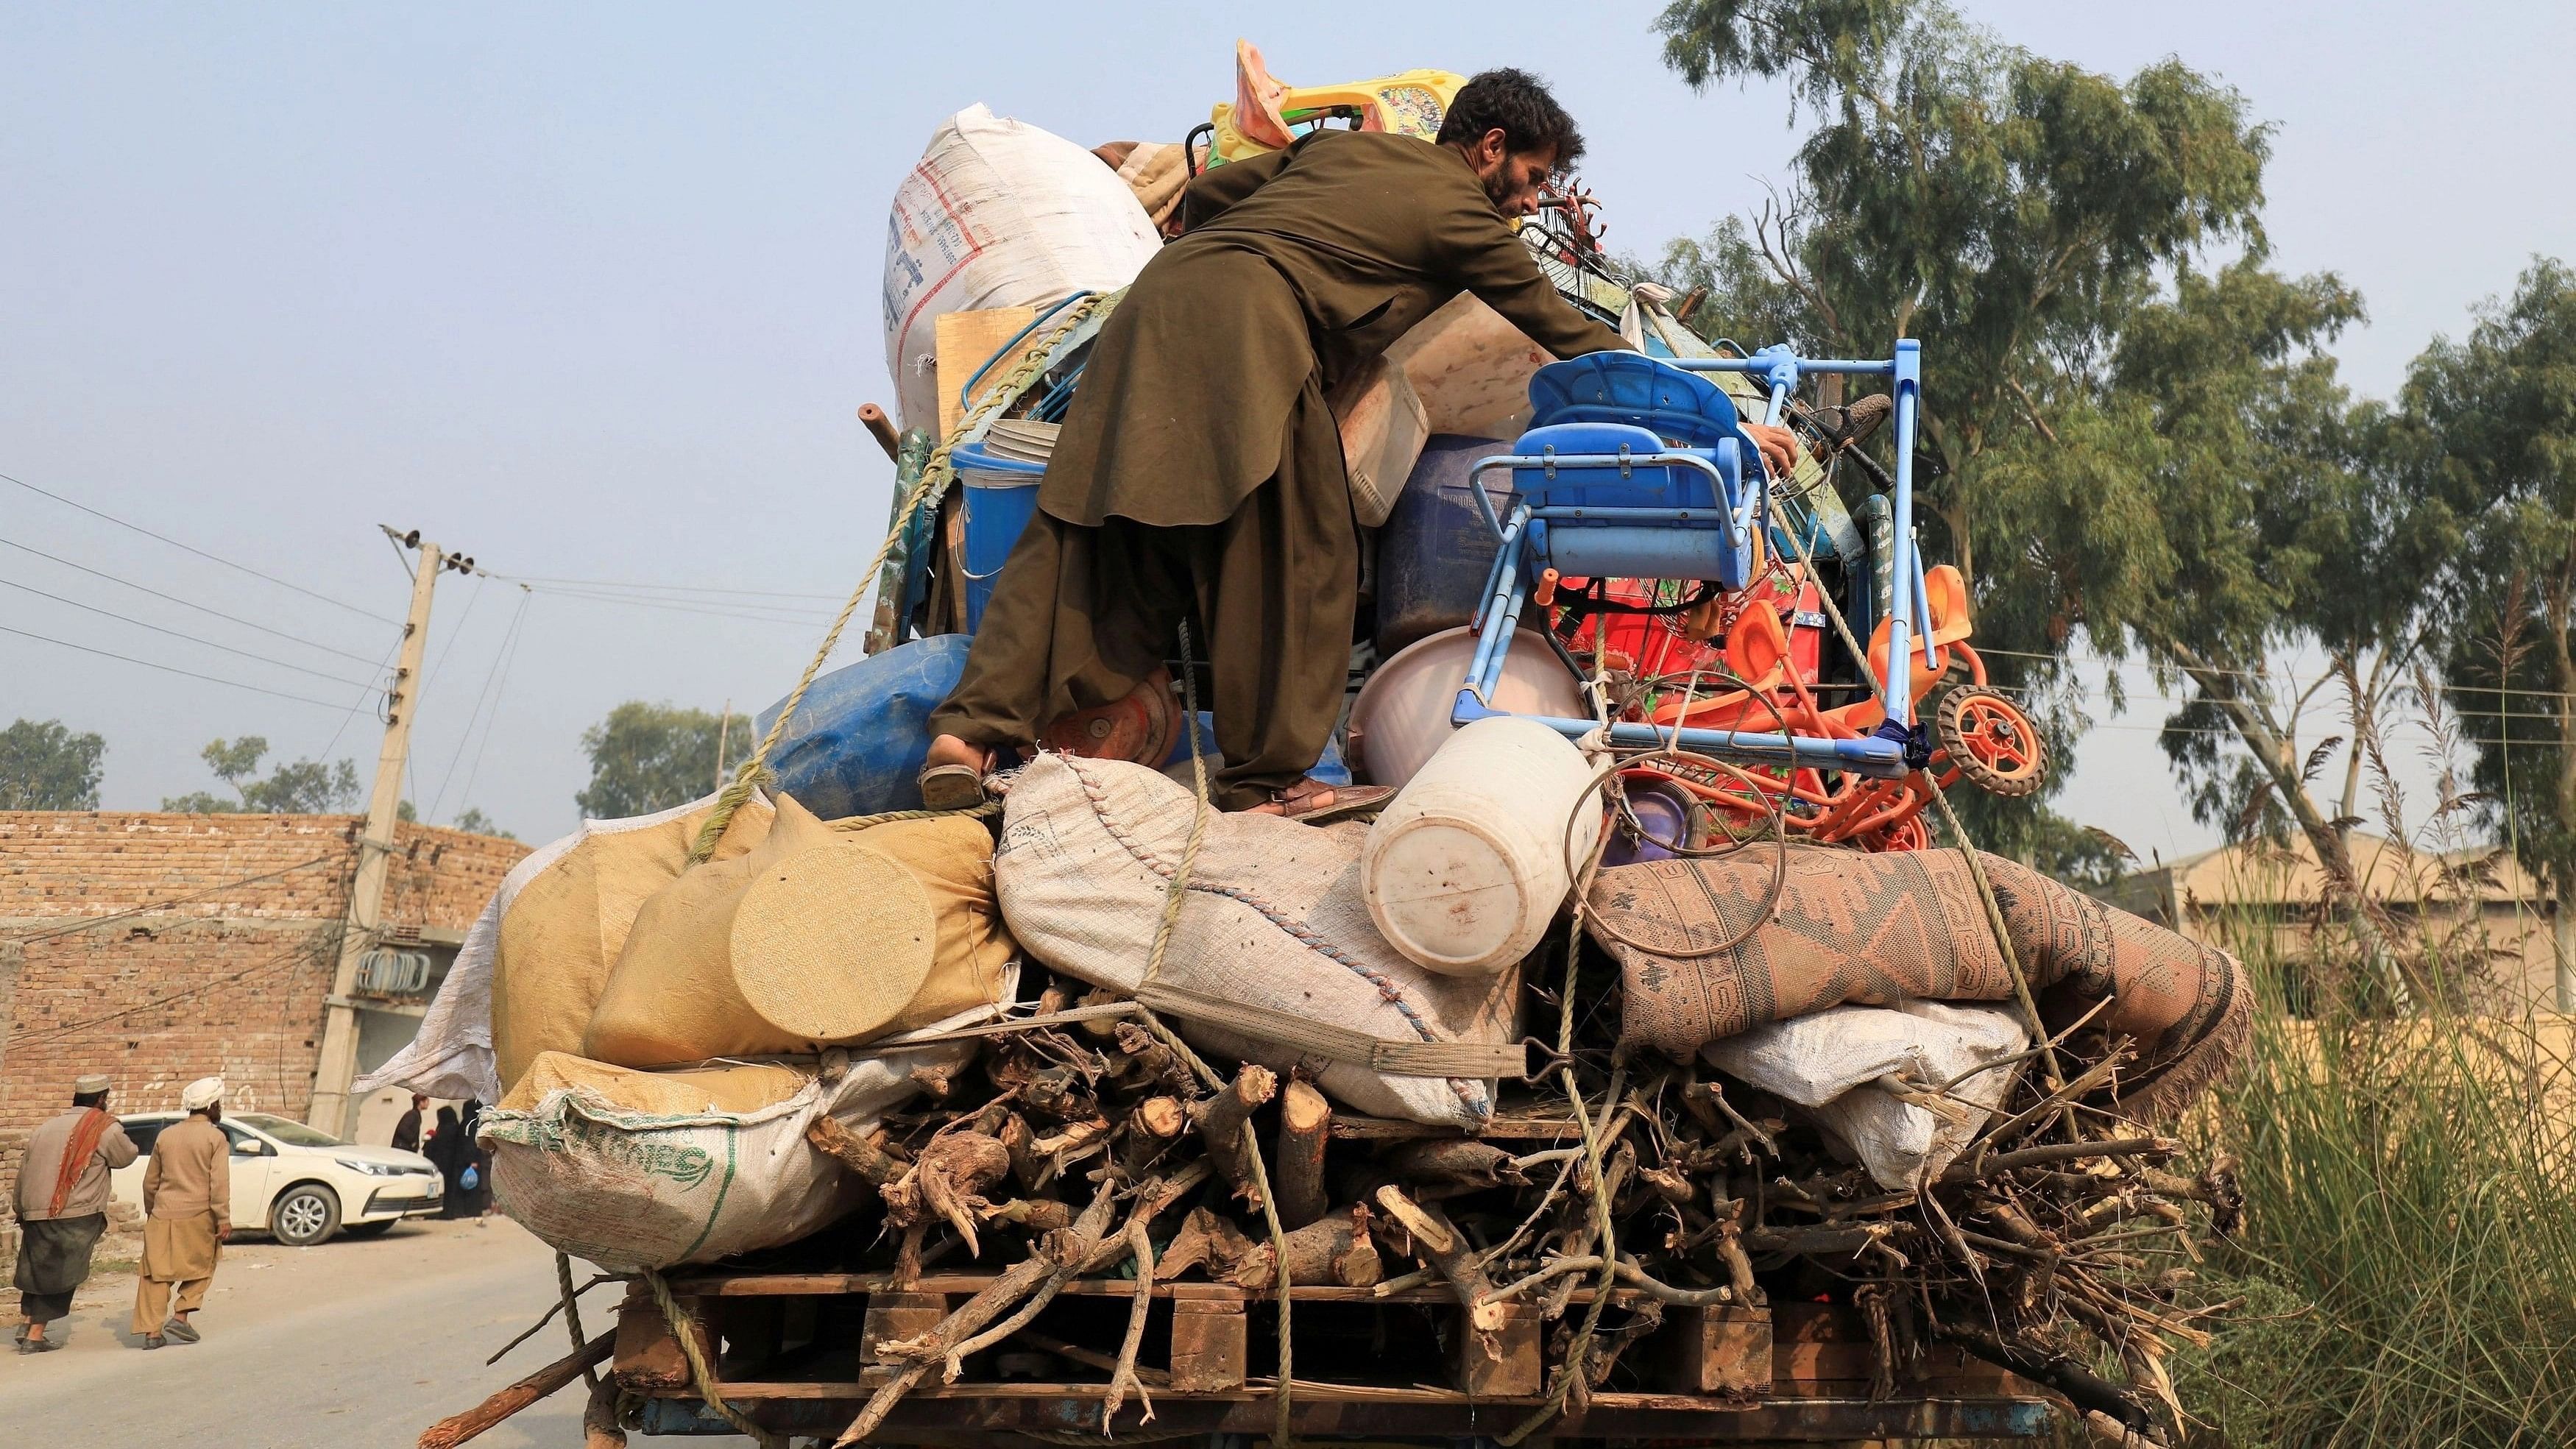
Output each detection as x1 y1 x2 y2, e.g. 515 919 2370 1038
2163 671 2576 1446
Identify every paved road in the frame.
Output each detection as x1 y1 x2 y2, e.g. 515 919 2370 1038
3 1216 609 1448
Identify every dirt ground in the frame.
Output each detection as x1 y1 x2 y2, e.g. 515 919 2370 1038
2 1214 600 1448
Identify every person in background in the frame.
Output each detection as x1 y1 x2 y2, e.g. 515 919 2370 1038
133 1076 228 1350
391 1092 427 1153
453 1098 493 1216
427 1104 469 1217
13 1071 138 1353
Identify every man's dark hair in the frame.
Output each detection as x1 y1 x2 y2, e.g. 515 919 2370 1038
73 1088 107 1109
1436 68 1585 167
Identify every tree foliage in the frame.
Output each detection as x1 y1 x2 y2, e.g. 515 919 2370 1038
575 701 724 820
452 806 517 840
0 718 107 810
2406 261 2576 919
161 736 361 814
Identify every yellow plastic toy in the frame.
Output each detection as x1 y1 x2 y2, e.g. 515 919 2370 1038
1204 40 1464 169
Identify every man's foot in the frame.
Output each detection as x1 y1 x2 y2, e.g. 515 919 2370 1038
13 1322 26 1345
21 1334 60 1353
140 1334 164 1350
1243 779 1395 824
918 735 997 812
162 1317 201 1345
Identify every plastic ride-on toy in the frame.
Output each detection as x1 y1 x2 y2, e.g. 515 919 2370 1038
1452 342 2046 854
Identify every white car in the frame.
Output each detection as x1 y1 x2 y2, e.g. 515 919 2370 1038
109 1111 444 1247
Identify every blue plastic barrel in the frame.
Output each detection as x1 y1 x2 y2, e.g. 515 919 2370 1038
1373 435 1512 657
755 634 972 820
953 442 1044 633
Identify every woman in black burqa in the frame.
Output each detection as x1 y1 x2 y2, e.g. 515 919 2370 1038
426 1103 492 1218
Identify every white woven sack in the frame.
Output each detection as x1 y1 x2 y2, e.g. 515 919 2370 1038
1702 1000 2026 1190
883 104 1163 433
480 1016 988 1272
993 754 1518 1127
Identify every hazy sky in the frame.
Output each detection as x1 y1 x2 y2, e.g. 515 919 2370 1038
5 1 2568 856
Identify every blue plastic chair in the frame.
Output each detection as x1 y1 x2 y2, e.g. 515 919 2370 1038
1449 345 1928 779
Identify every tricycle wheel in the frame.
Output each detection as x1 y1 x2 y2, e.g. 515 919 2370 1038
1935 688 2047 798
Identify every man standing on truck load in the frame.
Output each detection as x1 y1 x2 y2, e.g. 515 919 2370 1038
13 1071 138 1353
921 69 1797 820
132 1076 229 1350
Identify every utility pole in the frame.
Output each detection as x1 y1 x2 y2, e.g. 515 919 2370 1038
306 528 473 1137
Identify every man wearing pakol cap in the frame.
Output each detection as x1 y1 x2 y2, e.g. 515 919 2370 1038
132 1076 229 1349
13 1071 137 1353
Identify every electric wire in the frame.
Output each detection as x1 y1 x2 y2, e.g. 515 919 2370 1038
426 587 530 824
6 930 341 1045
0 623 350 710
499 573 846 603
449 594 532 830
1 470 400 625
522 584 838 626
0 534 387 666
0 575 381 690
4 852 351 944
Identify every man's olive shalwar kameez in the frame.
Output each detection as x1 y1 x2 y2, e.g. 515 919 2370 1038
928 129 1625 809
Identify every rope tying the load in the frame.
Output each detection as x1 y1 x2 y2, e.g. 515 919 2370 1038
1133 620 1298 1448
643 1267 782 1448
684 289 1122 865
556 1250 599 1394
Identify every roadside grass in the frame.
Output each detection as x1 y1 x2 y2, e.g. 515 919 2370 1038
2169 942 2576 1448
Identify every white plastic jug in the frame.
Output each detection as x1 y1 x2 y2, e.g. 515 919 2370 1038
1361 717 1602 977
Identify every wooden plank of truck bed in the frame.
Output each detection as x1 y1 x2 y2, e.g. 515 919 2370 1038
631 1386 2055 1440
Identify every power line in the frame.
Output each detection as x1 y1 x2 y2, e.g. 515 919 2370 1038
427 586 530 823
450 594 532 826
0 575 381 690
0 534 386 667
0 623 350 710
503 573 849 602
2 470 400 626
6 931 339 1046
523 585 838 627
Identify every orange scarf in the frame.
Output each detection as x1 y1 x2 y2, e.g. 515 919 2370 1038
49 1108 112 1218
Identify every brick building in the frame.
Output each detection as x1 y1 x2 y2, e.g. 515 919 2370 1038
0 810 527 1165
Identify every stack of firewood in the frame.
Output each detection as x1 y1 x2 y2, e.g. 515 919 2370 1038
795 964 2241 1447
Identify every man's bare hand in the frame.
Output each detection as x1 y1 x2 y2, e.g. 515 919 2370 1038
1742 422 1802 479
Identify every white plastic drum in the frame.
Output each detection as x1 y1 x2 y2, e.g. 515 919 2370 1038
1361 717 1603 977
1347 626 1588 790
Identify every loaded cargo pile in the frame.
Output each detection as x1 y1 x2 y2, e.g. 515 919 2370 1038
393 46 2246 1449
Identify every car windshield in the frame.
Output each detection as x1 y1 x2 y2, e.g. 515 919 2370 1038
236 1113 343 1147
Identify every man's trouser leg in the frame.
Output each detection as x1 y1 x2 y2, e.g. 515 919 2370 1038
1192 384 1360 811
927 509 1192 753
132 1275 170 1334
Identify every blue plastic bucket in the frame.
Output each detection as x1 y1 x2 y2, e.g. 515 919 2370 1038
755 634 973 819
953 442 1044 633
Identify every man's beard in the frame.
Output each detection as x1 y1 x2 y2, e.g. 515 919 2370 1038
1480 167 1517 210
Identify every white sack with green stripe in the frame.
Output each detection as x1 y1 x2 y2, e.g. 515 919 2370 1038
994 754 1524 1127
480 1024 984 1272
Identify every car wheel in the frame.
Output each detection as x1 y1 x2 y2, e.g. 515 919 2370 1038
340 1221 393 1239
271 1183 341 1247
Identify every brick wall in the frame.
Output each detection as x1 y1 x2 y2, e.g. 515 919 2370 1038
0 811 527 1151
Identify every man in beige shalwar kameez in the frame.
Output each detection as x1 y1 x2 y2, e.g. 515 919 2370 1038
132 1076 229 1349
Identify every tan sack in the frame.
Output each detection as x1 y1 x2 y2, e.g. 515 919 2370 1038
994 754 1521 1128
484 1031 976 1271
1329 355 1432 528
583 798 1014 1068
1592 846 2251 1119
489 793 778 1094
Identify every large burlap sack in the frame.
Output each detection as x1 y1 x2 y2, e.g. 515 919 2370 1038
993 754 1521 1127
584 798 1016 1069
481 1023 981 1271
1593 847 2249 1119
361 791 779 1103
884 104 1164 432
1703 1001 2027 1190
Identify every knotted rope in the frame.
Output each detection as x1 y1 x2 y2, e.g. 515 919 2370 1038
684 289 1121 865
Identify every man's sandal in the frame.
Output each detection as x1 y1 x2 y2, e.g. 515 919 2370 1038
141 1335 165 1350
162 1318 201 1344
916 764 990 812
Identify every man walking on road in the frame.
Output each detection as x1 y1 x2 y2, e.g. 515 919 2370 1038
13 1071 138 1353
133 1076 229 1350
